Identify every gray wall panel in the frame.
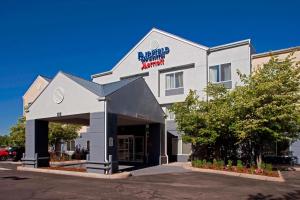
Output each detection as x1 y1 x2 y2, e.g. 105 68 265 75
291 140 300 164
107 78 165 124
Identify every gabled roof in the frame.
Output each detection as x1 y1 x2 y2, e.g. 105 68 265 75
62 71 139 97
27 71 141 110
91 28 209 79
40 75 52 83
23 75 52 98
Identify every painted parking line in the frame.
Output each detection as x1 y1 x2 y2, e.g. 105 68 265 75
0 167 11 171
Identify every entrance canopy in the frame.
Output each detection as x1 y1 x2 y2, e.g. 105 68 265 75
23 71 166 174
26 71 165 124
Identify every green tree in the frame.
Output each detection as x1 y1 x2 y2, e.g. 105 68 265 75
232 55 300 167
170 54 300 166
9 116 81 147
9 117 26 147
0 134 11 146
170 84 238 160
48 123 81 145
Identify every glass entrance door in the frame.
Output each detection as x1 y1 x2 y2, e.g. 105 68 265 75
117 135 144 162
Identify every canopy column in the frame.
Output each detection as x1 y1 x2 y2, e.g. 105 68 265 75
23 120 49 168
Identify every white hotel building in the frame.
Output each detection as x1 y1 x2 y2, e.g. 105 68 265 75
91 28 253 163
26 28 298 174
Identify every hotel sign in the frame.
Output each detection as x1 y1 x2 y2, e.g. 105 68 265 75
138 47 170 70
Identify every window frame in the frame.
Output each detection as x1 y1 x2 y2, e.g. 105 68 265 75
165 71 184 91
209 63 231 83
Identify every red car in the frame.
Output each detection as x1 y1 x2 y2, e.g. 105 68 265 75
0 148 9 161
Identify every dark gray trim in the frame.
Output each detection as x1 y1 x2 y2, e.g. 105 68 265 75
91 71 113 79
120 72 149 80
158 63 195 73
209 39 250 52
165 88 184 96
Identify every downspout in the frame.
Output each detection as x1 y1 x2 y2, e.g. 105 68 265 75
206 49 209 102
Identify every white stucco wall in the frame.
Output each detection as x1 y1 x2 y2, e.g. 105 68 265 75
27 72 104 120
93 30 208 104
208 44 251 87
93 30 251 105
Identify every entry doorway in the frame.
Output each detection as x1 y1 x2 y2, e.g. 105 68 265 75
117 135 144 163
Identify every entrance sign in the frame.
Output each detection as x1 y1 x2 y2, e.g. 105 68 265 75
138 47 170 70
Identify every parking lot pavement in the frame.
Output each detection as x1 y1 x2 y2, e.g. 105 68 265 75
0 162 300 200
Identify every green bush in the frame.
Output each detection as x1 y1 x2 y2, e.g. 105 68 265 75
237 160 243 172
265 163 273 172
217 160 224 170
261 162 266 170
250 165 255 174
207 161 212 168
193 159 208 168
213 159 217 167
192 160 197 167
227 160 233 170
203 159 207 167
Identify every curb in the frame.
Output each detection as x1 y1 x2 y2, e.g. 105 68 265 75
17 166 130 179
184 165 285 182
50 160 86 166
294 167 300 171
0 161 22 165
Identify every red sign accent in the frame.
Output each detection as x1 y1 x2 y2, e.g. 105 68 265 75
141 59 165 70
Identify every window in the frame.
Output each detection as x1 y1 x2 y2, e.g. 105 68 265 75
221 63 231 81
166 72 183 90
209 63 231 83
209 66 219 82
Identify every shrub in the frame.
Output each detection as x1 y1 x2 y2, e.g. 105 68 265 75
213 159 217 167
261 162 266 170
207 161 212 168
265 163 273 172
250 165 255 174
237 160 243 172
227 160 233 170
217 160 224 170
192 160 201 168
192 160 197 167
203 159 207 167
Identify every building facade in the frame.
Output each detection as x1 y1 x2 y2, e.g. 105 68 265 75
91 28 253 163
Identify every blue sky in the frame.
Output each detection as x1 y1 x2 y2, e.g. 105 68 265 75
0 0 299 134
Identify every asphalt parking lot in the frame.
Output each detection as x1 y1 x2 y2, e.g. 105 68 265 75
0 162 299 200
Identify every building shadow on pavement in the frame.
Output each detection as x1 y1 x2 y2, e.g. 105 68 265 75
248 190 300 200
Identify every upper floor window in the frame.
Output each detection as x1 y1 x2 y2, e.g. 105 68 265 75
209 63 231 83
166 71 183 90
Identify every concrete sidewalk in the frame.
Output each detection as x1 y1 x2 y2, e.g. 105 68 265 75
130 163 190 176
